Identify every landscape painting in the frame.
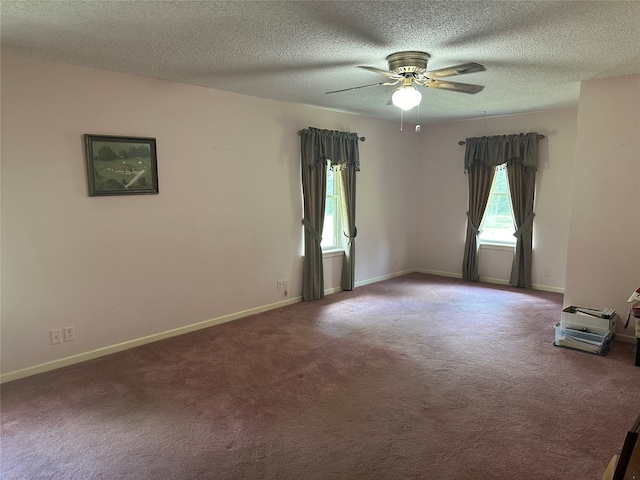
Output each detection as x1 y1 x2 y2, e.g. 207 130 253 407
84 134 158 196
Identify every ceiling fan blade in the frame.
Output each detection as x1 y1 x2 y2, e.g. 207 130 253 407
426 62 486 78
326 80 399 94
358 65 402 79
425 80 484 94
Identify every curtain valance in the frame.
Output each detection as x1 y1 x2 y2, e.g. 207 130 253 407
300 127 360 171
464 133 540 171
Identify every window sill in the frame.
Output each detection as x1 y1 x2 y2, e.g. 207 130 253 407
322 249 345 259
479 242 515 252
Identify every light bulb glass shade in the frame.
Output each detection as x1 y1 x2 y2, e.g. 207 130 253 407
392 85 422 110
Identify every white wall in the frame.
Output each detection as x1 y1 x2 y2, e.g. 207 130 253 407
564 74 640 338
415 108 578 292
3 51 637 378
0 52 419 376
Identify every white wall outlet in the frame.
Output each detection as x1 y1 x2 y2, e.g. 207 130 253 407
277 280 283 292
64 326 75 341
283 281 288 294
50 329 62 344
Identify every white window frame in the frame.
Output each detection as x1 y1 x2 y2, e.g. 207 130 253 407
478 165 516 248
322 165 344 253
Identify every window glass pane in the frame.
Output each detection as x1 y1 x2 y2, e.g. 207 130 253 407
322 167 341 249
479 168 516 244
492 167 509 193
322 198 336 248
326 168 334 195
325 192 335 216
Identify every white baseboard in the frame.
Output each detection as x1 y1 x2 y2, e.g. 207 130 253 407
531 283 565 294
416 269 462 279
355 268 417 287
0 268 573 384
1 296 302 384
2 270 419 383
416 269 564 293
324 269 416 295
324 286 342 295
615 333 637 344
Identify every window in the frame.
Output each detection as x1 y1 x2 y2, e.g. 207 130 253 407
322 166 343 251
479 166 516 246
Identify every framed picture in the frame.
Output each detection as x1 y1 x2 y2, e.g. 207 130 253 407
84 134 158 196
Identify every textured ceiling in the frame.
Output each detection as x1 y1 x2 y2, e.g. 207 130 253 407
2 0 639 123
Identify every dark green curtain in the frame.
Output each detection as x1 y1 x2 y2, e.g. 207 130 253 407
339 163 357 290
462 164 495 282
300 127 360 301
462 133 540 288
507 162 536 288
300 155 326 301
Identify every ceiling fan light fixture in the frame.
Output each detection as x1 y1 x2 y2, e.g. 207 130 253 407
392 84 422 111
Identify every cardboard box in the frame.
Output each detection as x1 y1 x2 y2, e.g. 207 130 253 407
560 306 616 336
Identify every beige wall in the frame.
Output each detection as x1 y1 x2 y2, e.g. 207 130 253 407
2 52 637 379
564 74 640 334
0 52 419 376
415 108 578 292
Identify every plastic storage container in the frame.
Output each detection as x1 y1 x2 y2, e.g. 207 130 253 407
554 322 612 356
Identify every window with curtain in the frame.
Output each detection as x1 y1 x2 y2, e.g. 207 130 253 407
479 165 516 246
462 132 541 288
300 127 360 300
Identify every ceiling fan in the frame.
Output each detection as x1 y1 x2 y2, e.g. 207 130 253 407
326 51 486 111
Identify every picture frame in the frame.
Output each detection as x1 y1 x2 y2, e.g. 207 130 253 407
84 134 158 196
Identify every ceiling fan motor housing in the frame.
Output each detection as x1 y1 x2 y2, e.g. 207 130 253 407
386 51 430 75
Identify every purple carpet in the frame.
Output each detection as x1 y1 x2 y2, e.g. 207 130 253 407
2 273 639 479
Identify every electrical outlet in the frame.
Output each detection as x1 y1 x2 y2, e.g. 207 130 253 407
283 281 288 294
50 329 62 345
544 267 552 277
64 326 75 342
277 280 283 292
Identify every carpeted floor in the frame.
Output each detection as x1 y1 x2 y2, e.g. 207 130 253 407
2 273 639 479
